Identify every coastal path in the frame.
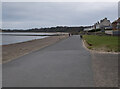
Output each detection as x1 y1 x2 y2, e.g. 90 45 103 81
3 35 94 87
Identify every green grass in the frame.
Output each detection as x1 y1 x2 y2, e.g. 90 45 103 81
83 35 119 52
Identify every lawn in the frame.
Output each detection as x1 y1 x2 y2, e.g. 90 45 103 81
83 35 119 52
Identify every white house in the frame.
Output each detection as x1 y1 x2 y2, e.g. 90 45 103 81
84 18 112 32
94 22 100 29
98 18 112 29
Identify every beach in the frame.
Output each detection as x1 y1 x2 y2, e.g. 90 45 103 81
2 35 68 63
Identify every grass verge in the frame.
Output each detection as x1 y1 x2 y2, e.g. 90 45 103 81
83 35 119 52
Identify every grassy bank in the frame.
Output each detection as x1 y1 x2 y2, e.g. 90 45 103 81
83 35 119 52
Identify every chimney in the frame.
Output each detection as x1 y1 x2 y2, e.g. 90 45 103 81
104 17 107 20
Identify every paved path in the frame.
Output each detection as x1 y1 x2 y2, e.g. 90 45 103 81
91 52 118 87
3 35 94 87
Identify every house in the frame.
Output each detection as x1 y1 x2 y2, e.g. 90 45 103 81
94 22 100 29
94 18 112 30
112 18 120 30
100 18 112 29
111 18 120 35
84 18 112 32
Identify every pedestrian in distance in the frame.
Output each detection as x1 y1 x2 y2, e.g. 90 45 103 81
80 35 82 39
69 33 71 37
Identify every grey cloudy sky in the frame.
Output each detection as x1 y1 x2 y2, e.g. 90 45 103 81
2 2 118 29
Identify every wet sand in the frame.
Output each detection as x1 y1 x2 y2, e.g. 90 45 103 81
2 35 68 63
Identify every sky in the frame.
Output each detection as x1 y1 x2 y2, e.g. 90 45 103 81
2 2 118 29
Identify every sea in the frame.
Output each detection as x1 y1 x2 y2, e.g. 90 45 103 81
0 32 56 45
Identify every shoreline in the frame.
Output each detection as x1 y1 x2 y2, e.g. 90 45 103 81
2 35 68 63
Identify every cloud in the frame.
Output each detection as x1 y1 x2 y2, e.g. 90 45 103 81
2 2 118 29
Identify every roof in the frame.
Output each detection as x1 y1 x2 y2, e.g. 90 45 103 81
117 18 120 22
112 18 120 24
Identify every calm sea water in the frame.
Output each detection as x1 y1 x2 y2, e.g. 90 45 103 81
1 32 56 45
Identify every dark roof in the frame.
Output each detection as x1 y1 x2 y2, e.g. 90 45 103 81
112 18 120 24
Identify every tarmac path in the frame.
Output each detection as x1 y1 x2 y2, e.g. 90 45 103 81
3 35 95 87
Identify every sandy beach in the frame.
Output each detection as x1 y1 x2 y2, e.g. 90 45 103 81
2 35 68 63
